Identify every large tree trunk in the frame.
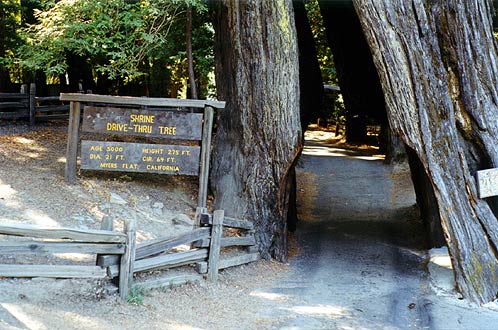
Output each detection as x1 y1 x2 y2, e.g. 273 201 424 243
318 0 387 144
186 6 197 99
293 0 324 133
211 0 302 261
66 52 95 92
354 0 498 304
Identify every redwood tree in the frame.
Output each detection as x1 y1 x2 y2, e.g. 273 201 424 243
354 0 498 304
211 0 302 261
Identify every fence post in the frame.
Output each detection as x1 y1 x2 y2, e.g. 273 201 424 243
29 83 36 127
119 218 136 301
65 101 81 183
198 106 214 208
207 209 224 282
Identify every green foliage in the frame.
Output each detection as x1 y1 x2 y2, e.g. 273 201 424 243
0 0 213 97
127 285 147 305
304 0 344 124
304 0 337 85
0 1 22 63
18 0 205 81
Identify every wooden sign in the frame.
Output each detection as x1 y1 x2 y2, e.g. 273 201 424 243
476 168 498 198
62 93 222 207
81 141 200 176
81 106 203 140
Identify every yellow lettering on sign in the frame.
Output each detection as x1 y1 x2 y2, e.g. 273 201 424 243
100 163 117 169
142 148 163 154
146 164 180 171
106 123 129 132
121 163 138 169
130 114 155 123
158 126 177 135
133 124 152 133
90 145 103 151
89 154 101 159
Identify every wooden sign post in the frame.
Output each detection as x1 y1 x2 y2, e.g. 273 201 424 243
60 93 224 208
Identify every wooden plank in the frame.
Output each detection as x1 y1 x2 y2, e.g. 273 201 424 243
97 255 120 268
119 219 136 301
32 114 69 121
224 216 254 230
194 236 256 248
0 223 126 243
35 105 69 112
199 215 254 230
0 241 124 254
0 111 28 119
80 141 201 176
218 252 260 270
134 249 208 273
195 261 208 274
0 93 29 99
35 96 62 102
0 102 27 108
134 273 203 291
65 101 81 183
60 93 226 109
136 227 210 260
29 83 36 126
477 168 498 198
194 207 208 227
0 265 107 278
81 106 203 140
207 210 223 282
109 249 208 277
198 106 214 207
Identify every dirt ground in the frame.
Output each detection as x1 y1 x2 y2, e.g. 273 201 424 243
2 122 498 330
0 121 293 330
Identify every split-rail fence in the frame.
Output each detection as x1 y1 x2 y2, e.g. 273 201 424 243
0 209 259 300
0 83 70 125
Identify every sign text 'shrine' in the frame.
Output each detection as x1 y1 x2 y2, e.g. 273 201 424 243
82 106 203 140
81 141 200 176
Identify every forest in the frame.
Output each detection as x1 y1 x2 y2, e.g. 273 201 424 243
4 0 498 306
0 0 338 107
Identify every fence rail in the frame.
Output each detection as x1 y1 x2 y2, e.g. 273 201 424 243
0 83 70 125
0 221 131 297
0 209 259 300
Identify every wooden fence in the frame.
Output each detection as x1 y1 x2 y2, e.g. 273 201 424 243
0 83 70 126
0 221 132 299
0 209 259 300
98 208 259 291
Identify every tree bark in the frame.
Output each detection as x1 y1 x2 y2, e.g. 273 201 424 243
66 52 95 93
293 0 324 133
186 6 197 99
406 146 446 248
211 0 302 261
318 0 387 144
354 0 498 304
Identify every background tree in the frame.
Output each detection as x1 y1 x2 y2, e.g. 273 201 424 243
318 0 387 144
3 0 213 96
293 0 323 133
211 0 302 261
0 0 22 91
354 0 498 304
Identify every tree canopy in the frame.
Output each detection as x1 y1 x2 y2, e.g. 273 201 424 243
1 0 213 96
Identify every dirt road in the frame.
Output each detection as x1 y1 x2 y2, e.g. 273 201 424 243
280 133 431 329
